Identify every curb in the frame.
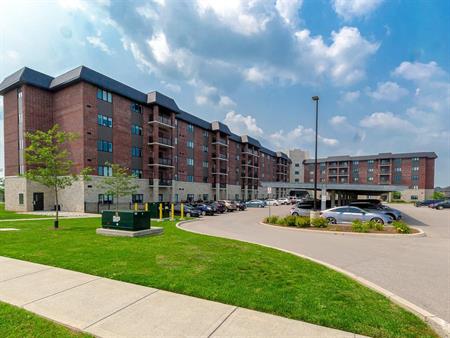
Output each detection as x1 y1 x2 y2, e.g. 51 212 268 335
259 222 426 237
177 220 449 338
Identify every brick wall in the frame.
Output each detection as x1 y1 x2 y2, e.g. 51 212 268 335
3 90 19 176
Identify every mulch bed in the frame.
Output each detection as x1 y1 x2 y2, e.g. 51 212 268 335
267 223 419 234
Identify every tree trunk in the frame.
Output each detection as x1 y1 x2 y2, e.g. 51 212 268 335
115 186 119 216
54 185 59 229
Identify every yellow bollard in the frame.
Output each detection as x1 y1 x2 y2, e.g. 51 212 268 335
159 203 163 221
181 203 184 220
134 203 138 211
145 203 148 211
171 203 174 221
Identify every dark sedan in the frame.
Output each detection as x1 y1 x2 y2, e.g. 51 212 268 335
173 203 201 217
416 199 444 207
194 203 215 216
432 200 450 210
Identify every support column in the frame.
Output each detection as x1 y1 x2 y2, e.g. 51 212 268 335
152 179 159 202
337 192 342 206
321 187 326 211
330 190 336 207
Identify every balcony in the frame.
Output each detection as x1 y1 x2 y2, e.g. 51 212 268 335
212 138 228 146
380 159 391 166
212 168 228 175
148 158 174 167
380 169 391 174
212 153 228 161
148 136 174 148
149 115 174 128
149 179 172 186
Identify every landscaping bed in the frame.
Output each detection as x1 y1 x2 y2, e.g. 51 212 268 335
263 215 416 234
0 217 436 338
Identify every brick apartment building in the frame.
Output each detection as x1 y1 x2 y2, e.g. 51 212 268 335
303 153 437 201
0 66 290 212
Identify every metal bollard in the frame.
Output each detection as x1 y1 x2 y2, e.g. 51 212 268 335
171 203 175 221
159 203 163 221
181 203 184 220
134 203 138 211
145 203 148 211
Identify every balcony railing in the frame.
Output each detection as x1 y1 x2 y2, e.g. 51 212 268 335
212 153 228 160
149 136 173 146
149 158 173 166
212 138 228 146
149 178 172 186
149 115 174 127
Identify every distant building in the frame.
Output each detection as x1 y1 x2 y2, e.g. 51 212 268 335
284 149 309 184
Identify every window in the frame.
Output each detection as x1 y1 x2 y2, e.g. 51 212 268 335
368 168 374 172
97 140 112 152
202 145 208 152
394 175 402 182
132 194 143 203
187 124 194 133
353 168 359 173
353 160 359 165
412 157 419 161
203 176 208 183
368 160 374 164
187 158 194 166
353 177 359 182
294 171 299 175
97 88 112 103
412 185 419 190
131 125 142 135
412 166 419 171
368 177 374 182
202 161 208 168
295 163 300 167
187 175 194 182
411 195 418 200
187 140 194 149
131 169 143 178
131 147 142 157
97 114 112 127
412 175 419 181
203 130 209 138
130 103 142 114
18 193 24 205
98 194 113 203
98 165 112 176
394 167 402 172
202 194 209 201
294 179 299 182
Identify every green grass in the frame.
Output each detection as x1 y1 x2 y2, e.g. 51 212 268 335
0 217 437 338
0 301 90 338
0 203 47 220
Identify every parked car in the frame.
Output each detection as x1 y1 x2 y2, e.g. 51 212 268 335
350 199 382 206
173 203 201 217
321 206 392 224
246 200 266 208
289 196 298 204
277 197 290 205
431 200 450 210
265 199 279 206
290 206 311 216
219 200 237 212
210 201 226 214
235 201 247 211
415 199 443 207
348 201 402 220
194 203 215 216
296 199 331 210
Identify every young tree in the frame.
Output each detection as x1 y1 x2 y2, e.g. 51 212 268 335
432 191 445 200
97 163 139 215
24 125 91 229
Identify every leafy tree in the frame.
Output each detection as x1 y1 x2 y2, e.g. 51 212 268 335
392 191 401 200
97 163 139 215
432 191 445 200
24 125 92 229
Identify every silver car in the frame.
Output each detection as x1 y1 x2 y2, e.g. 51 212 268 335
321 206 392 224
290 207 311 216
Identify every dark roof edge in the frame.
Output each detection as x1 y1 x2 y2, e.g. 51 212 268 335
303 152 438 164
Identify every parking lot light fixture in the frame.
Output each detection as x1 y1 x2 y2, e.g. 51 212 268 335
312 96 319 211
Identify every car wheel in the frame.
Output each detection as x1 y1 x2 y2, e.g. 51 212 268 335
186 212 191 217
292 212 299 216
202 211 206 216
438 206 444 210
386 213 395 220
326 217 336 224
371 217 384 224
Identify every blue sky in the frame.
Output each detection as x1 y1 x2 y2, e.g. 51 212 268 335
0 0 449 186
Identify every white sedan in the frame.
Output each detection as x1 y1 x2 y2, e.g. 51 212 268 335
277 198 290 205
266 199 280 206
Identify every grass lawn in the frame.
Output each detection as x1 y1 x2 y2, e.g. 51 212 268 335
0 217 437 338
0 301 90 338
0 203 47 220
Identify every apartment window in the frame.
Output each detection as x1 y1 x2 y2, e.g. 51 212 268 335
368 160 374 164
412 175 419 181
97 114 112 128
394 175 402 182
97 140 112 152
187 158 194 166
187 124 194 133
412 185 419 190
203 176 208 183
187 175 194 182
294 171 299 175
98 165 112 176
394 167 402 172
132 169 143 178
132 194 143 203
97 88 112 103
368 177 374 182
309 171 314 175
353 168 359 173
368 168 374 172
412 166 419 171
236 155 239 161
203 130 209 137
202 161 208 168
98 194 113 203
187 140 194 149
294 179 299 182
295 163 300 167
131 147 142 157
130 103 142 114
353 160 359 165
202 194 209 201
353 177 359 182
412 157 419 161
202 145 208 152
18 193 24 205
131 125 142 135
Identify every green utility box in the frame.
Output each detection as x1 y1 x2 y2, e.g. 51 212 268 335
101 211 151 231
148 202 171 218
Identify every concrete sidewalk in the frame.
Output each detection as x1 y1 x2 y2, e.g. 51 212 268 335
0 256 364 337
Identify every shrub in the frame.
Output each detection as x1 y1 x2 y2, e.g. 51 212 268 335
311 217 328 228
392 220 411 234
283 215 298 227
392 191 401 200
352 220 370 233
295 216 311 228
265 215 279 224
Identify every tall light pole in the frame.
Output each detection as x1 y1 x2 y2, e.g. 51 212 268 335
312 96 319 211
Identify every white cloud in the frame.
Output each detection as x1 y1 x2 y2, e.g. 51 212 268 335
276 0 303 25
341 90 360 102
367 81 408 101
243 67 271 85
295 26 379 84
147 32 172 64
330 115 347 125
219 95 236 107
161 81 181 93
269 125 338 149
332 0 383 20
393 61 445 81
224 111 264 137
195 95 209 105
86 34 113 55
360 112 414 130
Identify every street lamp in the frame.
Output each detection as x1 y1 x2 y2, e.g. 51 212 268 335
312 96 319 211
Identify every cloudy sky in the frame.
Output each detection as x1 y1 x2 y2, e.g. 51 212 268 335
0 0 449 185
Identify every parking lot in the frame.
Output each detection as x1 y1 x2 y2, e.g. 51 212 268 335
181 203 450 323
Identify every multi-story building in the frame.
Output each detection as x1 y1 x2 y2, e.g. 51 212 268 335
0 66 290 212
303 152 437 201
284 149 309 183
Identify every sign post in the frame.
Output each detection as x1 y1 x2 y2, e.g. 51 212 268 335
267 187 272 217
